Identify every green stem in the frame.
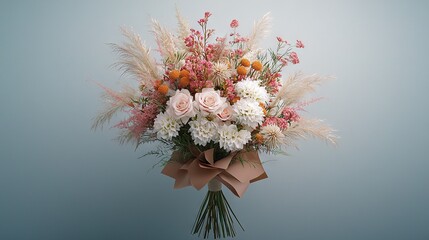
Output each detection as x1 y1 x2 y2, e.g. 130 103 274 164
192 188 244 239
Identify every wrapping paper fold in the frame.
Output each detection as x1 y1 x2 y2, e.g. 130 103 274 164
161 148 268 197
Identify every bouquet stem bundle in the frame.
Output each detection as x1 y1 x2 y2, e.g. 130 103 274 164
192 179 244 239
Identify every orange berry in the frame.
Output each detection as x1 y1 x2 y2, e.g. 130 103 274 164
255 133 264 143
236 66 247 75
240 58 250 67
179 69 190 78
231 96 240 103
169 69 180 80
157 84 169 95
153 79 162 88
251 61 263 71
179 77 190 88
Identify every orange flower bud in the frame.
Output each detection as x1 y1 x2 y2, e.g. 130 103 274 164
157 84 169 95
153 79 162 88
179 77 190 88
251 61 263 71
169 69 180 80
179 69 190 78
236 66 247 75
240 58 250 67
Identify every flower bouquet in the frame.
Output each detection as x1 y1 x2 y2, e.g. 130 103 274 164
93 9 336 239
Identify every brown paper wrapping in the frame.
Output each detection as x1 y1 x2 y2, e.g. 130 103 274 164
161 148 267 198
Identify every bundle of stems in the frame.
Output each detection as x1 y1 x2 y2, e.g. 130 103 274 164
192 189 244 239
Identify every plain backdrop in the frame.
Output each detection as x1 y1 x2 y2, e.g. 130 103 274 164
1 0 428 239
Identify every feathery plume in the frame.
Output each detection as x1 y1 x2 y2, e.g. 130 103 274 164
110 28 161 85
175 6 191 50
270 73 332 114
246 12 272 52
92 83 139 130
283 118 338 146
151 19 178 61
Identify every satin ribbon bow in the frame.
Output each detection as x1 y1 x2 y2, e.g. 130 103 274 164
161 148 268 197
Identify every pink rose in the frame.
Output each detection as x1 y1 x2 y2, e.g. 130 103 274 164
194 88 226 115
216 103 234 121
166 89 196 123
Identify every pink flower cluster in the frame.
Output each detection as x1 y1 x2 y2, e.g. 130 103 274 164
115 91 164 138
282 107 300 122
223 78 236 101
182 52 213 93
198 12 212 25
262 108 300 131
230 19 239 28
263 117 289 130
275 37 304 65
265 72 282 94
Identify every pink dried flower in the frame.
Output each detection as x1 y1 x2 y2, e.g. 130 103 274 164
216 37 226 42
263 117 289 130
290 52 300 64
295 97 324 111
276 36 283 42
264 72 282 94
198 12 212 26
230 19 239 28
115 91 164 139
198 19 207 25
296 40 305 48
223 78 236 101
282 107 300 122
234 48 243 58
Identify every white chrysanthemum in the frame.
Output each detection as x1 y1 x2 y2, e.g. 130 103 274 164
232 98 265 129
211 61 231 86
260 124 285 150
188 117 219 146
218 124 251 152
153 112 181 140
235 78 269 103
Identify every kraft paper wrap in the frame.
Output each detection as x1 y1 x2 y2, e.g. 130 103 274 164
161 148 268 198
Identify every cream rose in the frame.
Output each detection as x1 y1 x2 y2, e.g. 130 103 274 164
216 102 234 121
166 89 196 123
194 88 226 115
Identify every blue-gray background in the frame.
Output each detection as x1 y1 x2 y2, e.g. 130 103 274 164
1 0 428 239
